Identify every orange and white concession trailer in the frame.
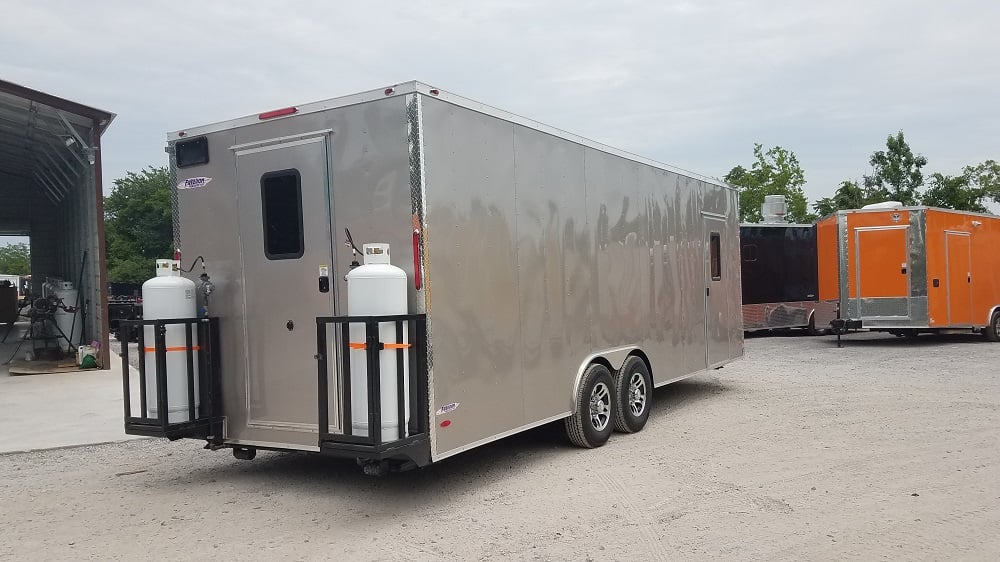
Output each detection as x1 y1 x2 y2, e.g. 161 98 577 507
817 204 1000 340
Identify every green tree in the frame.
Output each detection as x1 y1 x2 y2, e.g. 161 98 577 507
964 159 1000 203
920 160 1000 213
920 173 987 212
814 180 864 217
104 167 173 283
863 131 927 205
724 143 814 223
0 242 30 275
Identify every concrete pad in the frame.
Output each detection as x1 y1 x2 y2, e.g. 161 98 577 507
0 323 144 453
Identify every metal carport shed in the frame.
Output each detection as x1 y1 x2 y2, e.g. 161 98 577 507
0 79 114 366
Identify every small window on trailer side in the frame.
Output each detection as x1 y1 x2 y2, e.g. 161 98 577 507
261 169 304 260
710 232 721 280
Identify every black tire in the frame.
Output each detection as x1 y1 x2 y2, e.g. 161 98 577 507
565 363 615 448
613 356 653 433
233 447 256 460
985 310 1000 342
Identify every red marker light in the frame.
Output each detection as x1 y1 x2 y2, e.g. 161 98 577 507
429 89 439 96
384 87 395 96
412 230 422 290
177 131 187 137
440 420 451 428
258 107 298 120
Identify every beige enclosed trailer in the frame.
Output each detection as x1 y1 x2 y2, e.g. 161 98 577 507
121 82 743 473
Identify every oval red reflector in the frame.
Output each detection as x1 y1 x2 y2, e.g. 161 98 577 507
440 420 451 428
258 107 297 120
384 88 395 96
412 230 422 290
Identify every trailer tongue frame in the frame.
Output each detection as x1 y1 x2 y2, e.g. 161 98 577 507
120 317 224 443
315 314 431 471
123 313 432 472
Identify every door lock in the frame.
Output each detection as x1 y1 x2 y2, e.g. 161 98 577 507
318 264 331 293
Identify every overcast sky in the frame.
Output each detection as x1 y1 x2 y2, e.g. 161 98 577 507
2 0 998 211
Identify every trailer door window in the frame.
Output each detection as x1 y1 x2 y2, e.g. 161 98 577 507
261 169 304 259
710 232 722 280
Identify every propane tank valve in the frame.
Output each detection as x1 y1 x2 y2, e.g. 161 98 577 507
345 227 362 270
198 272 215 317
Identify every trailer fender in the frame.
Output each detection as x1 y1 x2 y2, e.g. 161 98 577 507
570 346 640 410
986 305 1000 328
805 309 822 336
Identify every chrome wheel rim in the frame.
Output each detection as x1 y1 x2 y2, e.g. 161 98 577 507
589 382 611 431
628 372 647 417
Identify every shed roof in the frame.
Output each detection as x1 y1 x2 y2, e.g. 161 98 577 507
0 79 115 204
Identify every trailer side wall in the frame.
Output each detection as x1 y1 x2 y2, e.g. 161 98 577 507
816 215 839 302
419 96 740 459
924 209 1000 327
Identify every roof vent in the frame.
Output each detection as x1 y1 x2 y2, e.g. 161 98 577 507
861 201 903 210
761 195 787 223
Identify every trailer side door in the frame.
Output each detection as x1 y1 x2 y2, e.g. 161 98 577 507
705 216 731 367
234 135 336 439
945 231 972 326
854 226 910 320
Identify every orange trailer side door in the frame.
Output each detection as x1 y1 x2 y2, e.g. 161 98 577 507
945 231 972 325
856 227 909 298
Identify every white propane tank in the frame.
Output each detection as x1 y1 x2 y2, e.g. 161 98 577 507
346 243 409 441
51 281 78 351
142 259 199 423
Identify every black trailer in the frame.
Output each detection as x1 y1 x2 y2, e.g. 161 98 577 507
740 223 836 332
108 282 142 341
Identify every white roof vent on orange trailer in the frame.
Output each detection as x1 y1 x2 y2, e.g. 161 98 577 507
861 201 903 210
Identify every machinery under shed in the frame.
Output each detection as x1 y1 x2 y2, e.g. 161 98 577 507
0 79 114 367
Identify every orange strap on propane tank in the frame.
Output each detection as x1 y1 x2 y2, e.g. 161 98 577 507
143 346 202 353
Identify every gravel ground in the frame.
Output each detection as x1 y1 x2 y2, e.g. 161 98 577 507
2 331 999 561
